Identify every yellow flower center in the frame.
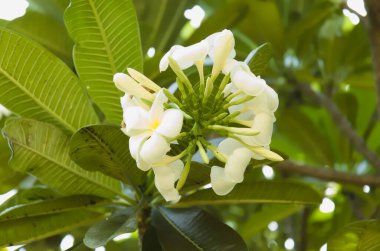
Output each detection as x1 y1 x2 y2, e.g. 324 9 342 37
150 119 160 130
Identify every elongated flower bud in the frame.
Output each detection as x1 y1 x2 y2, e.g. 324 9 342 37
113 73 155 101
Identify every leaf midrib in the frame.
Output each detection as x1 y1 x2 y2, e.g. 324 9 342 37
87 0 117 73
158 208 204 251
83 127 133 185
0 65 76 133
11 139 122 197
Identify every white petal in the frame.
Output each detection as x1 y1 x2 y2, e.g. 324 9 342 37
218 138 244 156
140 132 171 164
222 83 236 96
245 85 279 114
169 159 184 180
153 162 183 202
171 40 209 69
149 90 168 123
225 148 252 183
127 68 161 92
159 45 184 72
160 188 181 202
222 59 250 76
250 113 274 146
123 106 150 136
113 73 154 101
210 166 236 196
153 165 176 191
232 70 266 96
155 109 184 138
209 30 236 77
129 132 151 171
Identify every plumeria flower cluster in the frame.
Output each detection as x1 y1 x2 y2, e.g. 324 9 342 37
114 29 282 202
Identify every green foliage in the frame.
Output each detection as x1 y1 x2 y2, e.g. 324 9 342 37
0 210 103 247
328 220 380 251
152 207 248 251
0 28 98 133
0 0 379 249
69 125 145 186
246 42 273 76
174 181 322 207
84 208 137 248
64 0 143 124
2 119 123 198
0 7 73 66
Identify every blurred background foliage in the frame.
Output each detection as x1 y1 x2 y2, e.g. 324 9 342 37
1 0 380 250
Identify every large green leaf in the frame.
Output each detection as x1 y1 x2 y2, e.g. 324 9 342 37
239 205 302 239
186 1 249 45
28 0 70 22
2 9 73 65
328 220 380 251
0 133 24 194
2 118 124 199
0 210 103 248
69 125 144 186
0 28 98 133
246 42 273 76
152 207 248 251
64 0 143 123
84 208 137 248
0 195 106 221
134 0 195 52
173 181 322 207
238 0 284 55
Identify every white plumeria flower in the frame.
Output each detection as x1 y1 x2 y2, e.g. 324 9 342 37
243 85 279 115
226 84 279 121
210 138 252 195
206 29 236 78
159 40 209 72
152 159 184 202
210 166 236 195
121 91 184 171
222 59 250 77
231 70 267 96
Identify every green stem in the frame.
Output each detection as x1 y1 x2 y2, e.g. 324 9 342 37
176 149 195 191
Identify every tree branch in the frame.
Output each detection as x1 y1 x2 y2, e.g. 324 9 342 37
298 83 380 170
364 0 380 119
275 160 380 186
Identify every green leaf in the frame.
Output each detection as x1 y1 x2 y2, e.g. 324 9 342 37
0 195 106 221
152 207 248 251
134 0 195 52
0 210 103 248
239 205 302 239
181 162 210 192
0 28 98 133
28 0 70 22
246 43 273 76
186 1 249 45
64 0 143 124
0 187 60 213
142 227 164 251
84 208 137 248
238 0 284 55
2 118 124 199
0 134 24 194
1 9 73 65
69 125 144 186
173 181 322 207
328 220 380 251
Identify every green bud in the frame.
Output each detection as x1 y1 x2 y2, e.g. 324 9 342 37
196 141 209 164
208 125 260 136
